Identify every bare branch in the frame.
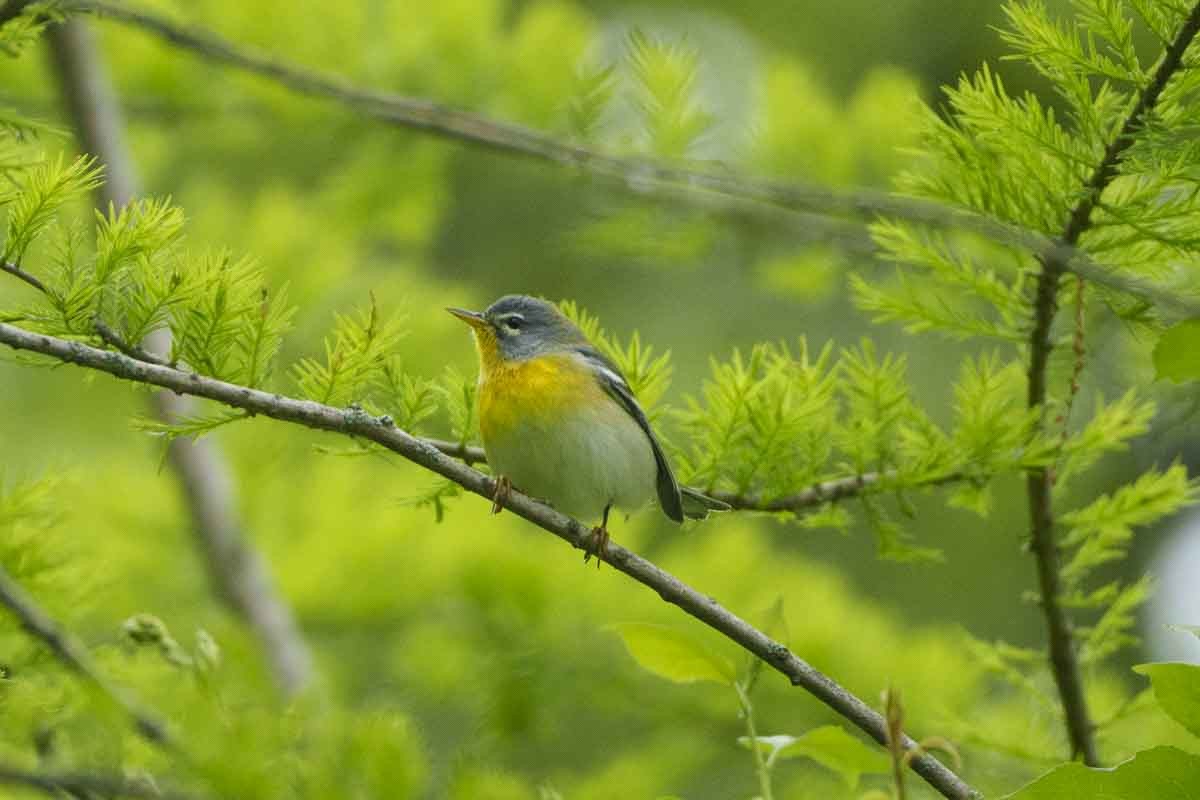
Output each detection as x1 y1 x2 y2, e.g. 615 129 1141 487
1024 0 1200 766
60 0 1200 316
1 259 49 294
0 763 201 800
424 438 488 466
0 560 171 745
0 321 980 800
45 16 314 697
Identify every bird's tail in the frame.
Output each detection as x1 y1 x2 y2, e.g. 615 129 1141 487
680 486 731 520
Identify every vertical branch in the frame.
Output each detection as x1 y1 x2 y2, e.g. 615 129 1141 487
1025 1 1200 766
45 17 314 697
1054 276 1088 457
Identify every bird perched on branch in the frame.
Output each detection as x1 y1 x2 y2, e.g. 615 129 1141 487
448 295 727 565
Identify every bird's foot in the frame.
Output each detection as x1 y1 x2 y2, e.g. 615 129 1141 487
583 524 609 569
491 475 512 515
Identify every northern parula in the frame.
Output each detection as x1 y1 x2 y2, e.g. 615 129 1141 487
448 295 726 563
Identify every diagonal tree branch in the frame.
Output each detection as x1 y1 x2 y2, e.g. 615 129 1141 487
0 560 171 745
0 320 980 800
49 0 1200 316
1024 0 1200 767
45 15 314 698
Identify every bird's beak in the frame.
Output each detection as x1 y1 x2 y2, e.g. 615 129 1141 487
446 307 487 330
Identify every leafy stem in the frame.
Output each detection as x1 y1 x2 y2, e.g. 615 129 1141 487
735 680 774 800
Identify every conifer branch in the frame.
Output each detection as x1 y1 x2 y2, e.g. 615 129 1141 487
55 0 1200 316
0 763 200 800
1025 0 1200 767
4 256 164 367
0 321 981 800
422 437 969 513
46 16 315 698
0 560 171 745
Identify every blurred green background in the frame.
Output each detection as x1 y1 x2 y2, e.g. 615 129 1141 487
1 0 1197 797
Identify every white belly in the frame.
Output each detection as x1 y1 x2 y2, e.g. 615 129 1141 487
483 405 658 524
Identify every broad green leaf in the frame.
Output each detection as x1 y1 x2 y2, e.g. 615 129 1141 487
739 726 890 789
1004 746 1200 799
610 623 735 686
1134 662 1200 738
1153 320 1200 383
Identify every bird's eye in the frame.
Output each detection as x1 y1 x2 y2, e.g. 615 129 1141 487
503 316 524 332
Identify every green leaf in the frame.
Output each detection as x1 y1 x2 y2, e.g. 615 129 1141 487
1133 662 1200 738
1153 320 1200 383
1004 746 1200 799
610 623 735 686
739 726 890 789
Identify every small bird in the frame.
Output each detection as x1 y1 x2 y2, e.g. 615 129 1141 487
448 295 727 564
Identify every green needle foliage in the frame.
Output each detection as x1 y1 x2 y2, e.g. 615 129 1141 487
3 0 1200 798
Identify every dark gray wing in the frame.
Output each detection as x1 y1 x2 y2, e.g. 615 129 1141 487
575 346 684 523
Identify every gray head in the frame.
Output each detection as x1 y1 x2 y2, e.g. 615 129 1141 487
447 295 587 362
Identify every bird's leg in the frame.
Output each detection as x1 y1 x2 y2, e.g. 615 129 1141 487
584 503 613 569
491 475 512 515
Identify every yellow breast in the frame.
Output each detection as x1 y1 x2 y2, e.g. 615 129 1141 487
478 352 602 442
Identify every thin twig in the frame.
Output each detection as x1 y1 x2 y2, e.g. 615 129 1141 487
46 15 314 697
424 438 488 466
93 317 168 364
1 259 49 294
0 763 200 800
0 560 171 745
885 688 908 800
1024 0 1200 766
0 321 981 800
1 259 168 367
58 0 1200 316
735 681 774 800
709 471 967 513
